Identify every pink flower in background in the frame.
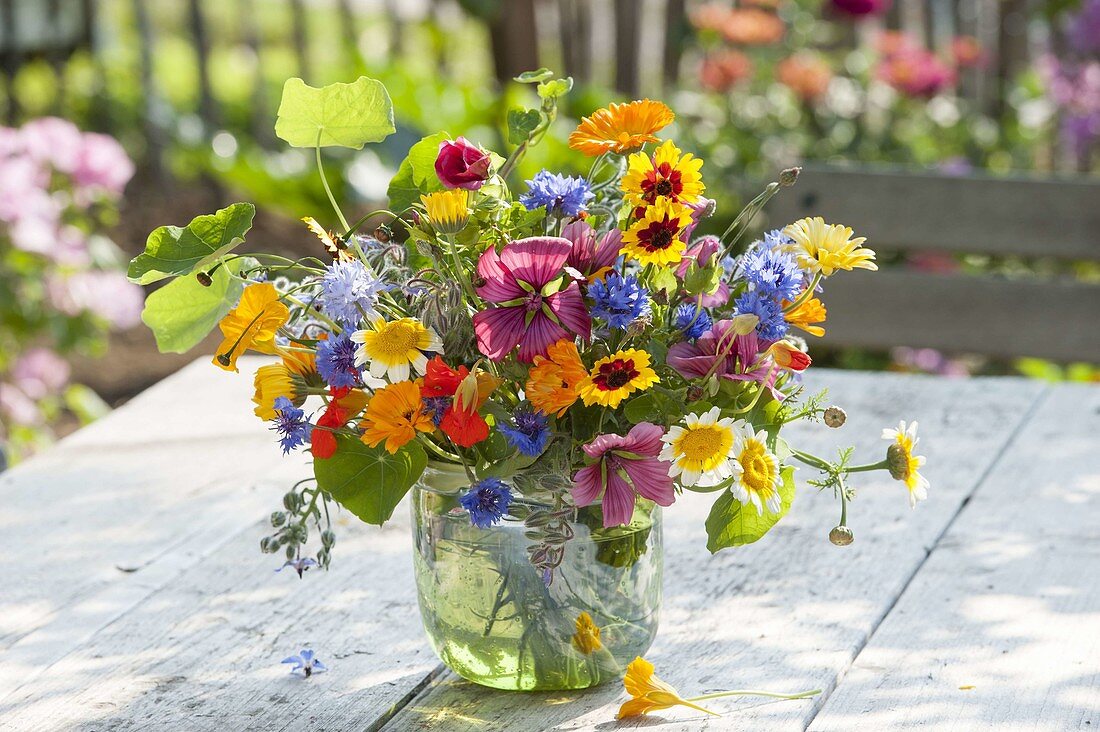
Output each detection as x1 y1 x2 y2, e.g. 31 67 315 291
435 137 492 190
562 220 622 280
47 271 144 328
19 117 84 173
699 50 754 93
830 0 891 17
473 237 592 362
572 422 675 527
0 384 43 426
951 36 987 69
877 47 956 97
11 348 71 400
72 132 134 199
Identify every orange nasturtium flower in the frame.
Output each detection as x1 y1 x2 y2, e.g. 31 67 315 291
572 612 603 655
525 339 588 418
360 380 435 454
617 657 716 719
568 100 675 157
214 283 289 372
783 295 827 337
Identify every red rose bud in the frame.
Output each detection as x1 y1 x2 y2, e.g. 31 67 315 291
435 137 492 191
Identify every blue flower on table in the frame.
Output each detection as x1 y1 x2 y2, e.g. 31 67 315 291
498 409 551 457
519 170 594 217
673 302 713 341
460 478 514 529
271 397 311 455
588 272 649 331
276 556 318 578
282 649 327 677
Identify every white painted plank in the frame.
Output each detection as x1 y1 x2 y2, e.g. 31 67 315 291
807 384 1100 731
380 373 1047 731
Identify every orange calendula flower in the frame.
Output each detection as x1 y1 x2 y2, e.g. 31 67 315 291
783 295 827 337
572 612 603 655
361 380 435 454
617 657 716 719
622 139 705 208
621 197 693 267
252 349 317 420
214 283 289 372
568 100 675 157
525 339 588 418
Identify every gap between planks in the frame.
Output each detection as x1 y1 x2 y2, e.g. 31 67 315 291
799 383 1052 731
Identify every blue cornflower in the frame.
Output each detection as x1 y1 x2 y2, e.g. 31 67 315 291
271 397 311 454
282 649 328 677
734 291 789 341
674 302 713 341
276 556 318 578
316 331 361 389
319 259 387 326
762 228 795 251
498 409 551 457
588 272 649 330
422 396 452 427
519 170 594 217
460 478 514 529
740 247 803 301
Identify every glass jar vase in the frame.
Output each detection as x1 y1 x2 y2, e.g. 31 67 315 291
411 461 663 691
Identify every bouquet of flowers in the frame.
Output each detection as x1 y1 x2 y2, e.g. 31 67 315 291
130 71 928 693
1 118 142 464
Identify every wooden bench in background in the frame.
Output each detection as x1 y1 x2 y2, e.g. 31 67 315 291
765 165 1100 363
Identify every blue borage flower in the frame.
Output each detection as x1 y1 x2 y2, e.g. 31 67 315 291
460 477 514 528
734 291 789 341
316 331 362 389
498 409 551 457
282 648 327 677
277 556 318 578
588 272 649 330
519 170 594 217
421 396 452 427
740 247 804 301
271 397 311 454
673 302 713 340
319 259 387 326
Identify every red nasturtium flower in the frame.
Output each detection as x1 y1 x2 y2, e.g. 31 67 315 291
420 357 499 448
311 387 367 459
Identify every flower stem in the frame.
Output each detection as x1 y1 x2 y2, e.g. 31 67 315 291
685 688 821 703
846 459 889 473
783 272 823 314
316 135 351 233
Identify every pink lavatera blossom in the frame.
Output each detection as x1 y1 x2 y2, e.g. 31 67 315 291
573 422 675 528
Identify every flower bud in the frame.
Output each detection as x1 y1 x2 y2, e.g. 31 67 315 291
321 530 336 548
887 443 910 481
780 167 801 187
196 271 213 287
373 225 392 243
686 385 705 402
283 491 302 511
271 511 287 528
260 536 280 553
823 406 846 428
435 137 492 191
829 525 854 546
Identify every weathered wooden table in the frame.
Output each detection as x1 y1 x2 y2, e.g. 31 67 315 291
3 358 1098 731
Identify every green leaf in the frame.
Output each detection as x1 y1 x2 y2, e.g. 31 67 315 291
386 132 449 215
537 77 573 100
127 203 256 285
274 76 395 149
507 108 542 145
705 466 795 552
140 257 255 353
624 389 684 425
651 266 679 295
514 68 554 83
682 263 722 297
314 435 427 525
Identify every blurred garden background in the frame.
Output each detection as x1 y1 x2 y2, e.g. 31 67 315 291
1 0 1098 465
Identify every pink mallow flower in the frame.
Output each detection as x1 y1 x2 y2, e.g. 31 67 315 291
473 237 592 362
435 137 492 191
667 318 782 398
562 220 622 280
675 234 730 307
877 47 956 98
573 422 675 528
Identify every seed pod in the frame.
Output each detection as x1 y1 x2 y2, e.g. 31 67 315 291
829 525 854 546
823 406 847 428
196 271 213 287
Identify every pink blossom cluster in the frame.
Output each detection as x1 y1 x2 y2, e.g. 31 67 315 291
874 34 957 98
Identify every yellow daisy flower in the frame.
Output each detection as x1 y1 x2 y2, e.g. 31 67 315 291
421 189 469 235
782 217 876 276
882 420 929 507
617 657 716 719
572 612 603 655
577 348 659 409
660 407 740 488
568 99 675 157
729 424 784 515
621 139 705 207
620 198 693 267
351 316 442 383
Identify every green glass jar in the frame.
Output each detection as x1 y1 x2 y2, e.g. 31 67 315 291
411 462 663 691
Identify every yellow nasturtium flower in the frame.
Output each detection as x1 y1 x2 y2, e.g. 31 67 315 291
617 657 716 719
572 612 603 655
214 283 289 372
783 295 827 337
